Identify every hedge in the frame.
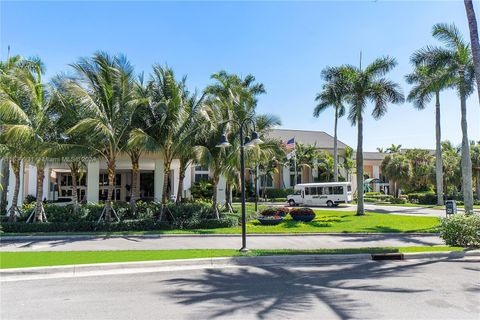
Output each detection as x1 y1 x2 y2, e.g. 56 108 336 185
407 192 437 205
263 188 294 199
439 214 480 247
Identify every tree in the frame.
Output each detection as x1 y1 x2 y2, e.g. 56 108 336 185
464 0 480 105
386 144 402 154
381 154 412 197
324 58 404 215
342 146 354 182
66 52 138 221
471 141 480 198
313 71 346 182
0 57 54 222
406 65 450 205
442 141 462 196
404 149 435 192
412 23 475 212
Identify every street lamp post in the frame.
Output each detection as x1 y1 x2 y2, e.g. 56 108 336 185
216 118 262 252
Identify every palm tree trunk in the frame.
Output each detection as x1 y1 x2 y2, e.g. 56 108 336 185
130 153 140 210
356 115 365 216
460 92 474 213
105 158 116 221
162 161 171 204
476 169 480 198
464 0 480 106
34 162 45 222
435 92 444 205
333 107 339 182
8 159 20 222
0 159 10 214
211 175 220 219
225 183 232 208
70 165 79 215
176 160 186 204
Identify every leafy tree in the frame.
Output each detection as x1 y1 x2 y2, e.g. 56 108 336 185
404 149 435 192
412 23 475 212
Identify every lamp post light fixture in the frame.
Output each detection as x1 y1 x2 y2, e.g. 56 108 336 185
216 118 263 252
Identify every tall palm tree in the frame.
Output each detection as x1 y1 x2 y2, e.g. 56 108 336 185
406 66 450 205
464 0 480 105
412 23 475 212
0 57 54 222
66 52 138 221
386 144 402 153
471 141 480 198
314 70 346 182
325 57 404 215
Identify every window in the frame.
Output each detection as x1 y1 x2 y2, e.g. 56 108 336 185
305 187 310 195
333 186 344 195
322 187 330 195
194 173 209 182
309 187 317 195
115 174 122 186
294 189 302 195
99 173 121 186
347 185 352 192
194 164 210 183
318 187 324 195
260 175 273 188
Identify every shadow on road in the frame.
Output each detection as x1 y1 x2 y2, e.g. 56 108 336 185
163 259 444 319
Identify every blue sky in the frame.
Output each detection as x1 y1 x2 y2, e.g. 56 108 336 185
1 0 479 151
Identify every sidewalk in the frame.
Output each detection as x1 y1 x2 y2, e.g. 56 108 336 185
0 233 443 252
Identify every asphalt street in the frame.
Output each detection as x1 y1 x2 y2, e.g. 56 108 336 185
0 234 443 252
1 259 479 320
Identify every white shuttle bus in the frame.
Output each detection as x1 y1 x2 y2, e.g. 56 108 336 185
287 182 352 207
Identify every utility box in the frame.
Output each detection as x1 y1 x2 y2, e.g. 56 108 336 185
445 200 457 216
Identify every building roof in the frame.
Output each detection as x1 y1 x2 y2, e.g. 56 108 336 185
267 129 349 150
355 152 387 160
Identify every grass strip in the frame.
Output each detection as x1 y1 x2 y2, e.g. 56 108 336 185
0 246 465 269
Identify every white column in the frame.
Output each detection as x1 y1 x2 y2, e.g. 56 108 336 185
172 167 179 200
282 165 290 188
27 164 37 197
216 174 226 205
86 161 99 203
7 162 15 209
43 165 51 200
154 159 164 202
0 159 4 204
183 163 192 199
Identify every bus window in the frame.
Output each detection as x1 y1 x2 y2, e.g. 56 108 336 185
323 187 330 195
333 186 343 195
328 187 334 194
317 187 323 195
347 185 352 192
305 187 310 195
310 187 317 195
294 189 302 195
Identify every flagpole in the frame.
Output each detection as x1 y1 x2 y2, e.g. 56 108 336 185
293 141 297 185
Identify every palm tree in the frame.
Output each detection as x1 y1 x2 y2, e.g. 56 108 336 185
0 57 54 222
412 23 475 212
325 57 404 215
313 72 346 182
66 52 138 221
471 141 480 198
386 144 402 154
442 141 462 196
342 146 354 182
294 143 319 183
381 154 412 197
464 0 480 105
406 66 450 205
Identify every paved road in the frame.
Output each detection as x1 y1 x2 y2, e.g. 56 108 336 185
2 259 478 319
0 234 443 252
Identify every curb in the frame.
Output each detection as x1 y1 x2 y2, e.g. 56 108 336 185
1 250 478 281
0 232 440 241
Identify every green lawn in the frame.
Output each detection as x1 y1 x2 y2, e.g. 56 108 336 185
1 210 441 236
0 246 465 269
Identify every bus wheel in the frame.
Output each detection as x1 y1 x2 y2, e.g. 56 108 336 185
327 200 333 207
288 200 296 207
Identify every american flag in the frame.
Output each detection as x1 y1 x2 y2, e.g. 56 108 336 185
285 137 295 150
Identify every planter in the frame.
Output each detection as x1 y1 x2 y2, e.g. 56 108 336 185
260 207 290 217
257 216 284 226
290 214 315 222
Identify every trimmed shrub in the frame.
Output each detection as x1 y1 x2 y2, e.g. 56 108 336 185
260 207 290 217
390 197 406 204
439 214 480 247
407 192 437 205
263 188 294 199
289 207 315 222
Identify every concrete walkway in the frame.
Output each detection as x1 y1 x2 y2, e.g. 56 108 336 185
0 233 443 252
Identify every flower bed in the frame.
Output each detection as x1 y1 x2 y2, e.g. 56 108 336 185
257 215 284 225
289 207 316 222
259 207 290 217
